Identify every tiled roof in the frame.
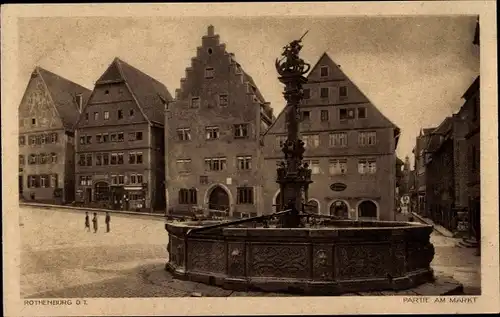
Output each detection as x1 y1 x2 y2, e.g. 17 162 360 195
98 58 173 125
36 67 92 131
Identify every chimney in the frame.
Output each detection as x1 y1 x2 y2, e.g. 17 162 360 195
75 94 83 113
207 25 215 37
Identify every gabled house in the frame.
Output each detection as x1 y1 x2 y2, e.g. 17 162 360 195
18 67 91 203
74 57 172 212
262 53 400 220
165 25 273 218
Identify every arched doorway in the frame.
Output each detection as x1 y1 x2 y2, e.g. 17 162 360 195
208 186 230 212
330 200 349 219
358 200 378 219
307 199 319 214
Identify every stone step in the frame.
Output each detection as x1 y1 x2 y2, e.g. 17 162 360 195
457 240 479 248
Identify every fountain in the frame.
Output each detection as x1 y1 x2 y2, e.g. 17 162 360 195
164 34 436 295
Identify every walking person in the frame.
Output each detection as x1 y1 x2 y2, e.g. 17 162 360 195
105 211 111 233
84 212 90 232
92 212 98 233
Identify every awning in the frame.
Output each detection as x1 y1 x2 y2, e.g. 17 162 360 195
124 186 143 191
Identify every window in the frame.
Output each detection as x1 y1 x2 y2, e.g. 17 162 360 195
35 135 41 145
104 111 109 120
41 134 47 145
86 135 92 144
339 86 348 99
237 156 252 170
110 133 117 142
39 153 48 164
329 159 347 175
110 153 117 165
117 153 124 164
275 135 287 149
302 134 320 148
205 126 220 140
79 176 92 186
28 154 37 165
116 132 123 142
102 133 109 143
321 110 329 121
129 152 142 164
19 155 25 165
358 158 377 174
31 118 36 126
237 187 254 204
191 97 200 108
329 132 348 147
320 66 329 77
219 94 228 107
204 157 227 171
177 128 191 141
94 112 99 120
339 108 355 120
303 88 310 99
200 176 208 184
234 124 249 138
205 67 215 79
301 111 311 121
179 188 197 204
130 174 143 184
118 110 123 119
102 153 109 165
129 109 135 117
28 175 37 188
358 131 377 146
176 159 192 173
85 153 92 166
85 113 89 121
137 174 143 184
96 134 102 143
111 175 118 185
96 153 102 166
320 87 329 98
19 136 25 146
304 160 321 174
51 174 58 188
51 153 57 163
40 175 49 188
118 175 125 185
357 107 366 119
136 131 143 140
29 136 36 145
50 133 58 143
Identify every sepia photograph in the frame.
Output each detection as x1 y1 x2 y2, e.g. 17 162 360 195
2 2 499 316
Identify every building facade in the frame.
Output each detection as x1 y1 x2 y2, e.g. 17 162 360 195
262 53 400 221
18 67 91 203
411 128 435 216
425 114 469 234
165 25 274 217
74 58 172 211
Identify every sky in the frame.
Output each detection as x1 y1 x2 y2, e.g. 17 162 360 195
16 16 479 166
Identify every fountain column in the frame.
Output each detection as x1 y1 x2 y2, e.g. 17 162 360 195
275 34 313 228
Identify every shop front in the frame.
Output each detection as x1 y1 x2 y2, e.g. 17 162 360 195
124 185 147 211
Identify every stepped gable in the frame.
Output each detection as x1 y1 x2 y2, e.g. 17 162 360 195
36 67 92 130
96 57 172 125
175 25 267 106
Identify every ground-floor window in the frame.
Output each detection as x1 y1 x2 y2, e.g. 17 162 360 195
27 174 58 188
179 188 197 204
95 182 110 201
330 200 349 218
237 187 254 204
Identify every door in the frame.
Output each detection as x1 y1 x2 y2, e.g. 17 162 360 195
208 186 230 211
85 188 92 203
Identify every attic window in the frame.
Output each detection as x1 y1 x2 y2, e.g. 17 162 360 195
340 108 355 121
130 109 135 117
31 118 36 126
320 66 329 77
358 107 366 119
339 86 348 99
235 64 242 74
205 67 215 79
208 48 213 55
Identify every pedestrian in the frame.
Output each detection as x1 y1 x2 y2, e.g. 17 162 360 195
92 212 98 233
84 212 90 232
105 211 111 233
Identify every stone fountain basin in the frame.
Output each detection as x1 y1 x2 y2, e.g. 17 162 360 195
165 220 435 295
